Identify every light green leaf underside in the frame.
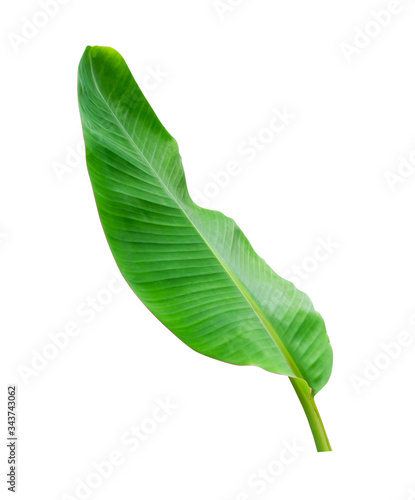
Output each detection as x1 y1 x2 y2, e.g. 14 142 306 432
78 46 333 394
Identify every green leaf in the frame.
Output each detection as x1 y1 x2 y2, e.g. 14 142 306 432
78 46 333 451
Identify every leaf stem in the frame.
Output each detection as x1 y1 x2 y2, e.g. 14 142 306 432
289 378 332 452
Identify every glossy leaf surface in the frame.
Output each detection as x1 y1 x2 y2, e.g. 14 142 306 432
78 46 333 399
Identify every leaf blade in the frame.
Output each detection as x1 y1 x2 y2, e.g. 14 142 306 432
78 46 333 394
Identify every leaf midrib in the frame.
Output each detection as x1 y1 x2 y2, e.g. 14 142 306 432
86 51 306 383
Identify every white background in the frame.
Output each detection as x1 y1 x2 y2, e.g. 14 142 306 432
2 1 415 499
